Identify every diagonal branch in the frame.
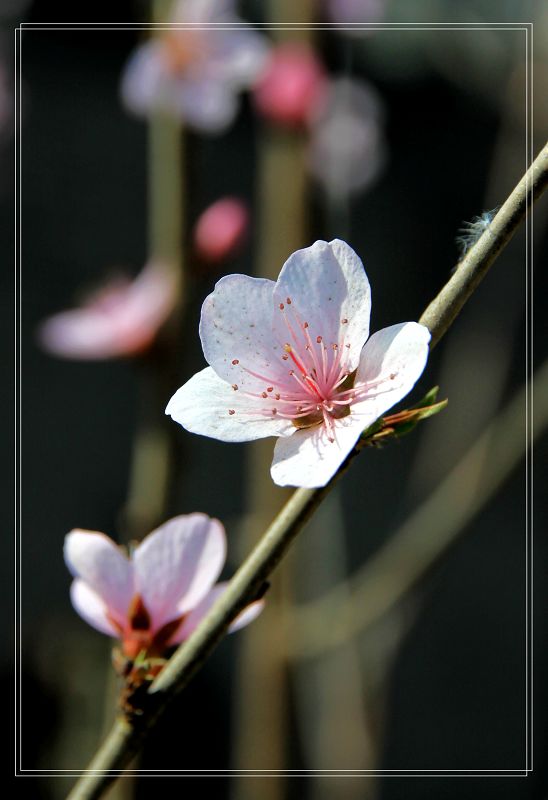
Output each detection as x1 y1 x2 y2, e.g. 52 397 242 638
66 140 548 800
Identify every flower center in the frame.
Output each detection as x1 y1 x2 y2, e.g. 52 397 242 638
162 30 207 76
227 297 398 444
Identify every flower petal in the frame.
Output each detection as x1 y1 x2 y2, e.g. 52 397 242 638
174 75 238 133
353 322 431 419
63 531 133 622
166 366 294 442
273 239 371 372
270 414 365 488
199 274 292 394
133 514 227 628
170 583 264 644
120 40 166 117
70 579 120 637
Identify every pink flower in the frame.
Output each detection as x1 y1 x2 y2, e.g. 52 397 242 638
37 261 178 360
120 0 269 133
252 43 328 128
166 239 430 488
193 197 249 264
64 514 263 659
308 78 387 200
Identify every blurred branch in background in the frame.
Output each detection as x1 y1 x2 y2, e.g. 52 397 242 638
231 3 314 798
288 353 548 657
65 139 548 800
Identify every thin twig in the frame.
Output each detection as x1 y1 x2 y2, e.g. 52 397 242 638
66 141 548 800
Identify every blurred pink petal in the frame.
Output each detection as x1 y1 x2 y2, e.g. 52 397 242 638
64 514 262 659
252 43 328 128
37 261 178 360
308 77 387 199
193 197 249 263
120 0 269 133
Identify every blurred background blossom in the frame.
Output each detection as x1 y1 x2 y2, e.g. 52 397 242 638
193 196 249 264
308 77 386 200
37 261 178 360
120 0 269 132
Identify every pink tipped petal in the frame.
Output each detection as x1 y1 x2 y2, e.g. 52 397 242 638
64 531 133 621
273 239 371 371
133 513 227 627
270 414 365 488
200 274 290 393
64 529 133 619
70 579 120 637
166 367 294 442
354 322 431 418
170 583 264 644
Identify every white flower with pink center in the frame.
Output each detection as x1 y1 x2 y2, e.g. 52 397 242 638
64 514 263 659
120 0 269 133
166 239 431 488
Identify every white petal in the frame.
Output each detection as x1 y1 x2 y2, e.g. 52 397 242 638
354 322 431 419
270 415 365 488
166 367 294 442
175 76 238 133
64 531 133 621
273 239 371 371
133 514 227 628
70 579 119 637
199 274 289 394
206 29 270 87
120 41 167 117
170 583 264 644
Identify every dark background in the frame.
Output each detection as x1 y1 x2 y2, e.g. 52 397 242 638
6 1 547 798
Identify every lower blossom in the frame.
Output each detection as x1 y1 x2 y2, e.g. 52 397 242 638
64 514 263 659
166 239 430 488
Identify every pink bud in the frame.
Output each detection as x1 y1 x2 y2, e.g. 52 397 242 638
252 43 328 129
193 197 249 264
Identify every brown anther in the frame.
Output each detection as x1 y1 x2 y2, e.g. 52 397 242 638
279 303 285 310
332 343 338 350
271 408 277 415
261 391 268 398
341 318 348 324
275 393 281 400
346 343 351 349
289 370 295 376
303 321 309 328
328 437 335 444
286 297 292 304
390 373 396 380
228 409 235 415
282 355 289 361
267 387 273 392
232 359 239 365
232 384 238 391
316 335 322 343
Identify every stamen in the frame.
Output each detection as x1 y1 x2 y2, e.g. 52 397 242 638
232 359 239 365
232 384 238 391
228 409 235 415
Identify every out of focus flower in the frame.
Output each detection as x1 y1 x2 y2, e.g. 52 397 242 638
193 197 249 264
64 514 263 659
252 43 328 128
38 261 178 360
166 239 430 488
326 0 385 32
121 0 269 133
308 77 387 200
